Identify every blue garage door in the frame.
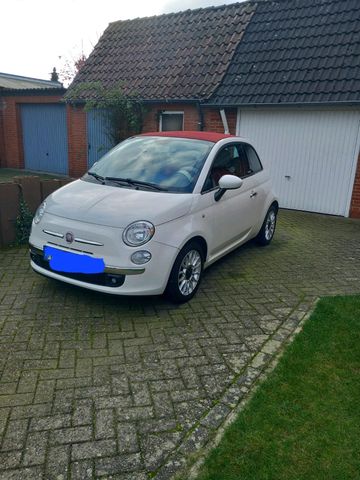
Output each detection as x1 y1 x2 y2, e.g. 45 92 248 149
87 109 114 168
21 104 68 175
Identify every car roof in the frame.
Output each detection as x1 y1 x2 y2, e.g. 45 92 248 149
140 131 235 143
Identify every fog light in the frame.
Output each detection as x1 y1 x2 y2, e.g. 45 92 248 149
131 250 152 265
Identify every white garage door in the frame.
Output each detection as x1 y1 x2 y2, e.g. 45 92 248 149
237 109 360 216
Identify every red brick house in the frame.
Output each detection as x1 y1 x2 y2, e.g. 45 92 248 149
66 0 360 218
3 0 360 217
66 2 254 178
0 73 66 173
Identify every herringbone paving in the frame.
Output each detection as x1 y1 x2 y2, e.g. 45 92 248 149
0 210 360 479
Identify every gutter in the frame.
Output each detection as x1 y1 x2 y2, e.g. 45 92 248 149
142 98 205 105
220 109 230 134
197 101 204 131
204 100 360 108
64 97 207 107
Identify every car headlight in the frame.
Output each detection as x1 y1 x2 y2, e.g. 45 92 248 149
33 201 47 224
123 221 155 246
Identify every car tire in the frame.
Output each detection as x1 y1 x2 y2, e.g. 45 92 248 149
165 241 204 303
255 205 277 246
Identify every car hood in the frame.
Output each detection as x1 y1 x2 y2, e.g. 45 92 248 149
46 179 194 228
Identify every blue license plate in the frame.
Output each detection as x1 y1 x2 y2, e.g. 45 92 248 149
43 246 105 274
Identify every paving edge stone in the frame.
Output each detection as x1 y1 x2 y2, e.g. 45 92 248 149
154 297 319 480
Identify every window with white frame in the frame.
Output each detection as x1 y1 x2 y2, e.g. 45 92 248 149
159 111 184 131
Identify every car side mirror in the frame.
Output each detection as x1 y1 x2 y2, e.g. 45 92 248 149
214 175 243 201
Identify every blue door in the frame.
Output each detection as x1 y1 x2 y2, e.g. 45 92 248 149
87 109 115 168
21 104 68 175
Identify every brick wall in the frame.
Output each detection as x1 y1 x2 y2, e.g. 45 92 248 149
1 96 24 169
142 104 237 134
3 98 359 219
143 104 201 131
0 94 64 170
0 102 5 167
2 99 236 176
64 103 238 180
67 105 88 177
203 107 237 134
350 151 360 219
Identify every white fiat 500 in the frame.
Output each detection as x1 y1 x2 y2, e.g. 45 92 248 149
30 131 278 302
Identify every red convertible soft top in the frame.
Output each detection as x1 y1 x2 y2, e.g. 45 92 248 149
140 131 234 143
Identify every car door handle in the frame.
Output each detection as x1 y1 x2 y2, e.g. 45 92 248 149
250 191 257 198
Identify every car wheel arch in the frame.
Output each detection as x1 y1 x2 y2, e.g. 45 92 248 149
179 235 208 262
271 200 279 213
165 237 206 303
255 202 278 246
256 199 279 234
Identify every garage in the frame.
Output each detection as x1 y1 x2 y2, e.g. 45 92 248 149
207 0 360 218
87 109 114 168
21 103 68 175
236 109 360 216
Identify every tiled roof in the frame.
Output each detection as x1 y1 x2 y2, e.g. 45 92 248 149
68 2 255 101
0 88 66 97
210 0 360 105
0 72 63 90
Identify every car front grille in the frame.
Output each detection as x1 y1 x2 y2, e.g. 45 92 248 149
42 229 104 247
30 248 125 288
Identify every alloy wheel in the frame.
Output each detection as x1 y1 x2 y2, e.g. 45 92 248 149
178 249 202 296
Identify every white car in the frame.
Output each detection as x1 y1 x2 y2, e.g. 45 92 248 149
29 131 278 303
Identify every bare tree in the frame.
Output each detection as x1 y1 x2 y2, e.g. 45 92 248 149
59 53 87 87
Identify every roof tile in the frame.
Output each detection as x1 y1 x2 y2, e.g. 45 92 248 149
69 0 360 106
69 3 255 100
210 0 360 105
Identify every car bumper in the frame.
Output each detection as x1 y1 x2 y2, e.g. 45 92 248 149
30 244 177 295
29 215 179 296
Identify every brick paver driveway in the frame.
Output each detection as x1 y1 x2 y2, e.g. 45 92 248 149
1 210 360 479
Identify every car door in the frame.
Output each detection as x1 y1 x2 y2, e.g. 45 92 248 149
197 143 265 261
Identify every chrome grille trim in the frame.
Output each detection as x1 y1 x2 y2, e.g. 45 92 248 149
42 229 103 246
43 229 64 239
105 266 145 275
74 237 104 246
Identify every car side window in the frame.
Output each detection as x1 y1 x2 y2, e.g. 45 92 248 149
244 144 263 174
202 143 252 192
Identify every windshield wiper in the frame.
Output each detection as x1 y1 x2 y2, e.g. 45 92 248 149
105 177 168 191
87 171 105 183
87 173 167 191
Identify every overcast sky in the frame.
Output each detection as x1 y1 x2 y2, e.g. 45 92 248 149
1 0 239 82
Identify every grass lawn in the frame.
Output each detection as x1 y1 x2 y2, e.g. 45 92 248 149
195 296 360 480
0 168 68 182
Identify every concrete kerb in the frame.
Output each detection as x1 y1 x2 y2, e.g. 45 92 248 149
157 297 320 480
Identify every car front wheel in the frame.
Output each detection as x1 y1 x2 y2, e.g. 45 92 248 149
165 241 204 303
255 205 277 246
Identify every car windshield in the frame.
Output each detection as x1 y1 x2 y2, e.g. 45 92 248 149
84 136 214 193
